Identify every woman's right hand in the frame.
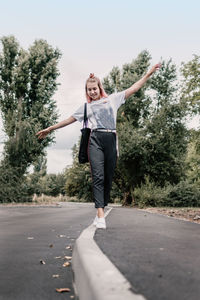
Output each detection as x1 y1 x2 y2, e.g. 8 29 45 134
36 127 52 139
147 63 162 77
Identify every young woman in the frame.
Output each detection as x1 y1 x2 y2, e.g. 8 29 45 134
36 63 161 229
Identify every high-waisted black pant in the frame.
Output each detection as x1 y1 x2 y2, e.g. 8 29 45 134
88 131 117 208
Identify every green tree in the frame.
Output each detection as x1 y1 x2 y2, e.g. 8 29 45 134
103 52 188 205
63 51 189 207
180 55 200 114
185 129 200 184
33 153 47 176
40 173 67 196
26 154 47 195
0 36 61 202
65 143 92 201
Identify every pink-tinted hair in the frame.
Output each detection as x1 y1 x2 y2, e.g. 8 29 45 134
85 73 108 103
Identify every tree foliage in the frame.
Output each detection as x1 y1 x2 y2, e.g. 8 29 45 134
134 177 200 208
39 173 67 196
180 55 200 114
64 51 189 206
26 154 47 195
103 51 188 205
185 129 200 184
0 162 32 203
65 143 92 201
0 36 61 202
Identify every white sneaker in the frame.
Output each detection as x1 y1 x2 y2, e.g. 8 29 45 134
93 215 98 226
96 217 106 229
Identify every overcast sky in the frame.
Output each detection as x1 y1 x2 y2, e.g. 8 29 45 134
0 0 199 173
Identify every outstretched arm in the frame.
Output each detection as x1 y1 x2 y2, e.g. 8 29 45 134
36 116 77 139
125 63 161 99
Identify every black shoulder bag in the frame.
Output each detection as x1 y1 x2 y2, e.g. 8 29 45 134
78 103 91 163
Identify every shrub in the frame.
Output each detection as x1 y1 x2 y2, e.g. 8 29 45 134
133 177 200 208
166 181 200 207
133 177 170 208
0 164 32 203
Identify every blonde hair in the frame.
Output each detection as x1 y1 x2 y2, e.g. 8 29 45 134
85 73 108 103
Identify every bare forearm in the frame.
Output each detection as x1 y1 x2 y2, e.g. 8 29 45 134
49 116 76 131
125 73 150 99
125 63 161 99
36 116 77 140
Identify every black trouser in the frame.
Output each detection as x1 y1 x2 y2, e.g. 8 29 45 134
88 131 117 208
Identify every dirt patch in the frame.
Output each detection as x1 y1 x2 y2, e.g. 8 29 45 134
139 207 200 224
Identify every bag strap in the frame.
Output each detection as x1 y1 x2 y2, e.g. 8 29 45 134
83 103 88 128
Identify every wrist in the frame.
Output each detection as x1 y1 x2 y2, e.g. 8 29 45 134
48 126 54 132
146 71 153 78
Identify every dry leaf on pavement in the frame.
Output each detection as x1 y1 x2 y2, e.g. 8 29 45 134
56 288 70 293
40 260 46 265
64 256 72 260
63 261 70 267
66 246 71 249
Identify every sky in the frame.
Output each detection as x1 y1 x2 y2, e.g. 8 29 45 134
0 0 199 173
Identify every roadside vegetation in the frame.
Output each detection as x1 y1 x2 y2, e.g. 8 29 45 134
0 36 200 213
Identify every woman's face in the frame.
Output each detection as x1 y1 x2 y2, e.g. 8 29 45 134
87 81 101 101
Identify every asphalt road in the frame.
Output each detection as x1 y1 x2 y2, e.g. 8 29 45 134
94 207 200 300
2 203 199 300
0 202 96 300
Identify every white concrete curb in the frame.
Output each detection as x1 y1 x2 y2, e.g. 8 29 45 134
72 207 146 300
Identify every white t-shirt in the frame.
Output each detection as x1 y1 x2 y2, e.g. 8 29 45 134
72 91 125 129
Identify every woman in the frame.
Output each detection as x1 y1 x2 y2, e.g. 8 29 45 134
36 63 161 229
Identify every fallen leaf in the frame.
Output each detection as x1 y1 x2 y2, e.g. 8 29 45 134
55 256 62 259
63 261 70 267
56 288 70 293
49 244 53 248
52 274 60 278
40 260 46 265
64 256 72 260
